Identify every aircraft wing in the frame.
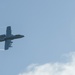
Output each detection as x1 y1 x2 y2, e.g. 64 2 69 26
6 26 12 36
5 40 12 50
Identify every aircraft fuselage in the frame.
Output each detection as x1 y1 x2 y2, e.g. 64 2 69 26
0 34 24 42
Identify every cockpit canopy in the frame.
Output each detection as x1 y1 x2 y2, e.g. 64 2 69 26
15 34 21 36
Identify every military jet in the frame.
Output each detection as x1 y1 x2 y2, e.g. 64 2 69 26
0 26 24 50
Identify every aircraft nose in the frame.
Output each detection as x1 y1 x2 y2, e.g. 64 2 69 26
21 35 24 37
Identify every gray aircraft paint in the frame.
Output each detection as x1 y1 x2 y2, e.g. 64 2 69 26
0 26 24 50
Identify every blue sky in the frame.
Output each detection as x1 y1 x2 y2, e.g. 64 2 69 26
0 0 75 75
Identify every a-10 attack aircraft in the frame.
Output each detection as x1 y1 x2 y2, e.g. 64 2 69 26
0 26 24 50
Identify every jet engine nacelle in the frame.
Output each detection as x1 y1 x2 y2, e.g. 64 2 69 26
9 46 12 47
11 41 13 43
9 41 13 47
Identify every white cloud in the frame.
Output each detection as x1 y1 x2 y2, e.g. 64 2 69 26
19 52 75 75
